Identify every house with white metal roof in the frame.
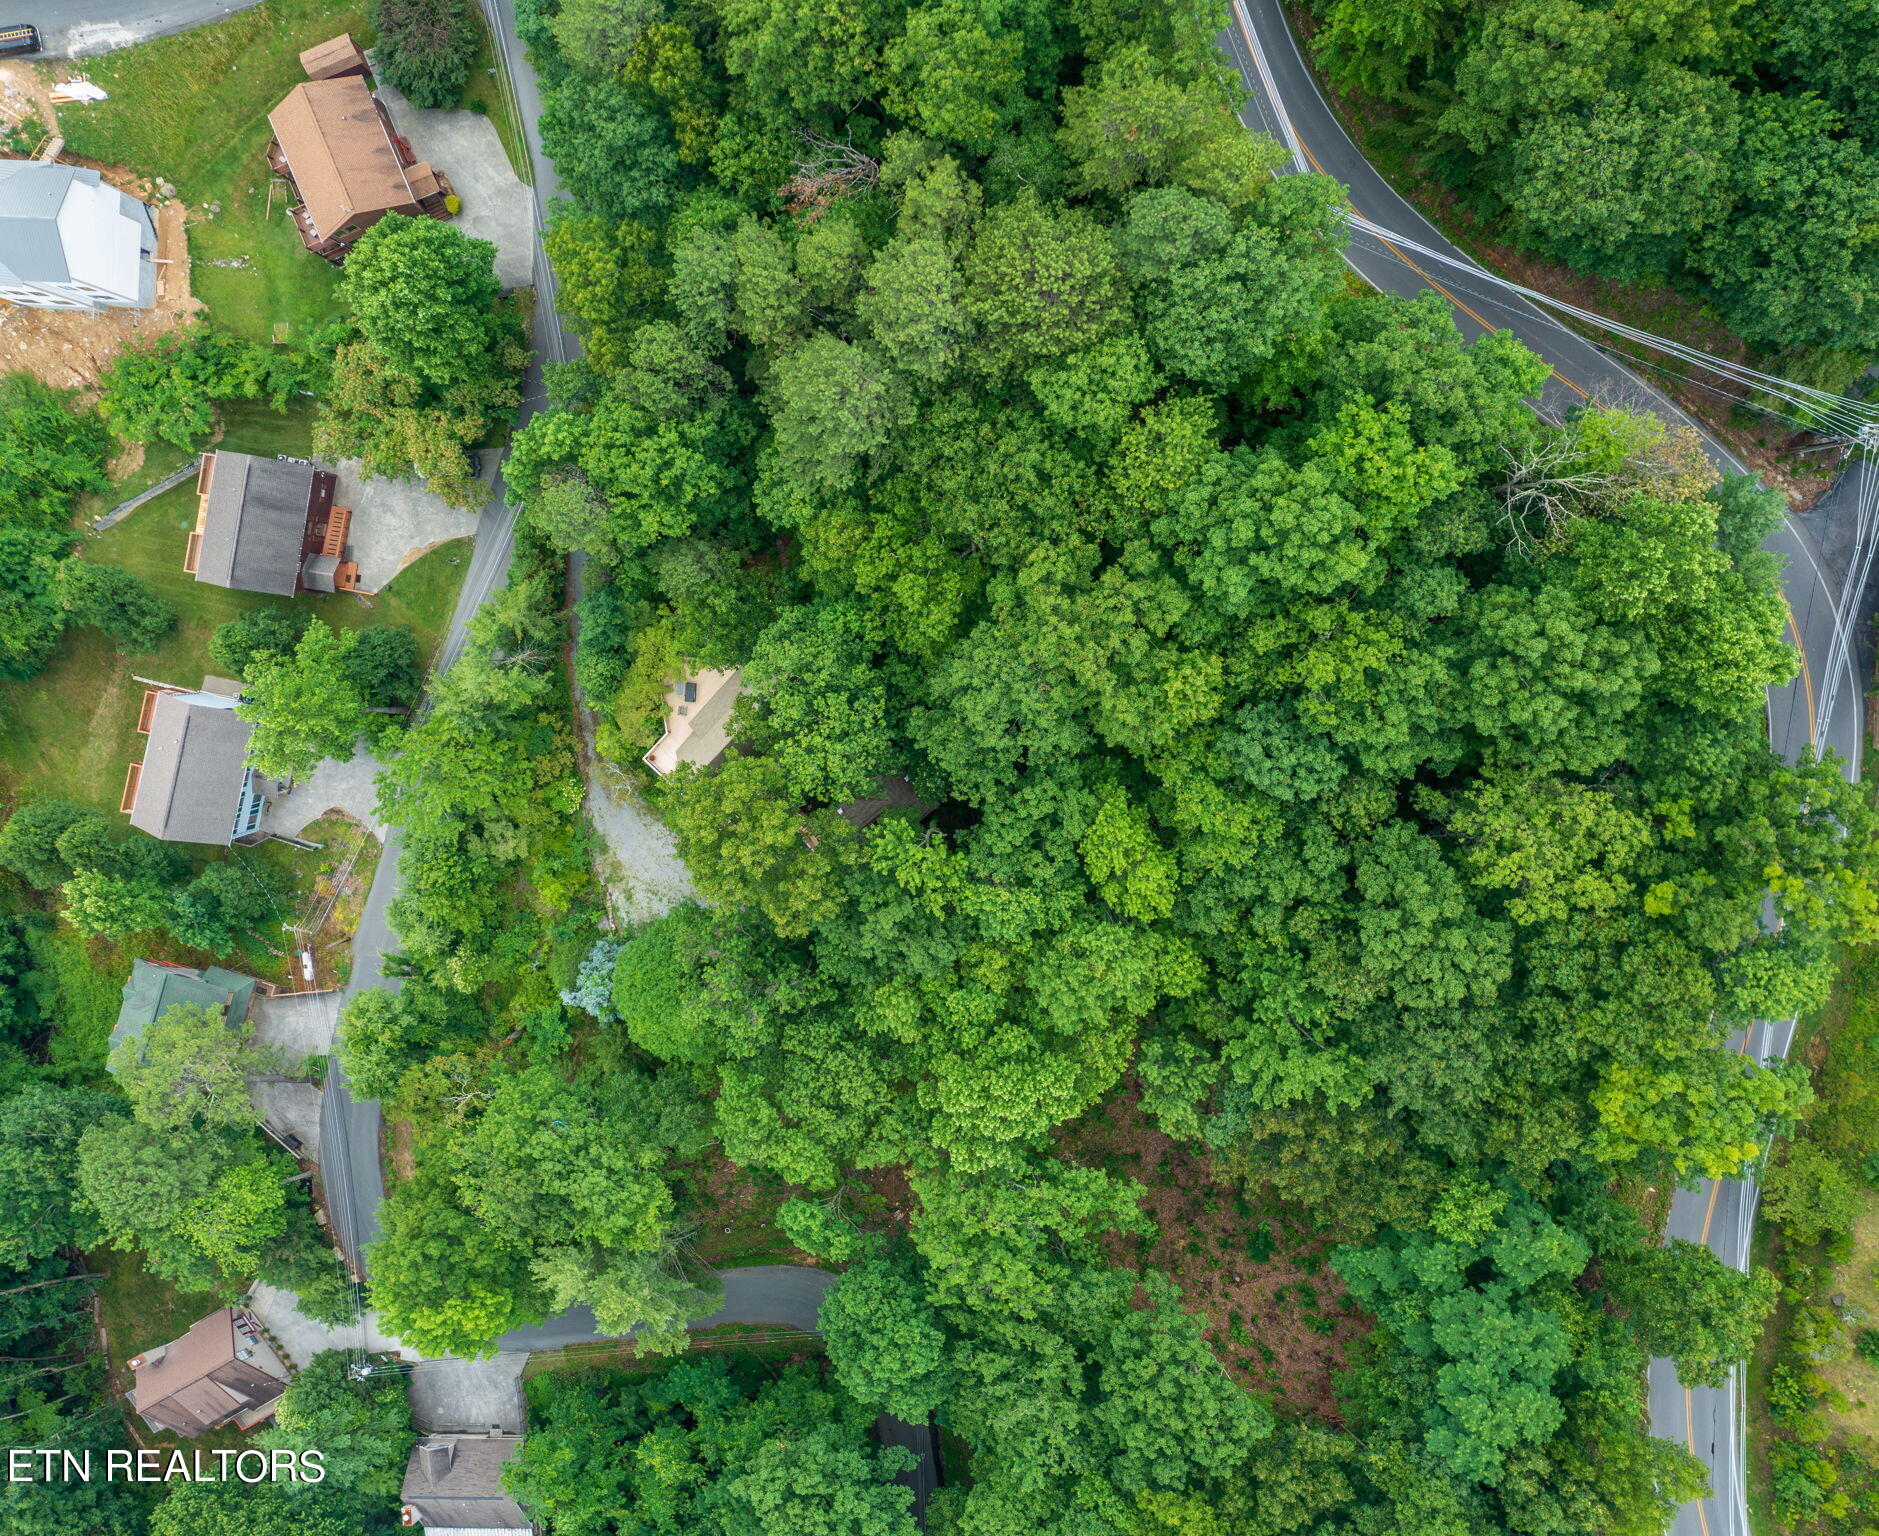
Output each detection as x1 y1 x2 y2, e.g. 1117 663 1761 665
0 161 157 310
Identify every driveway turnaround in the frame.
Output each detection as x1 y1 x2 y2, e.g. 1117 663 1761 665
371 75 535 290
333 458 482 594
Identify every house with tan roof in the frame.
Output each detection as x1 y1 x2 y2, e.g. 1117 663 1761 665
128 1307 290 1438
644 669 743 777
266 72 450 261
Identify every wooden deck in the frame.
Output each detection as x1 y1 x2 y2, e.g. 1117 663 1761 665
119 761 143 815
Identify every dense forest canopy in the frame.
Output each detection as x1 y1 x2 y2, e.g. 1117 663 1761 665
1306 0 1879 377
326 0 1879 1531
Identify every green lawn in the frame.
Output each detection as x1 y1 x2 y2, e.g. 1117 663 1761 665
0 429 470 819
50 0 371 341
460 10 532 187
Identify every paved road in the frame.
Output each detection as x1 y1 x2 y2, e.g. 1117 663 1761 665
21 1 263 57
1227 7 1867 1535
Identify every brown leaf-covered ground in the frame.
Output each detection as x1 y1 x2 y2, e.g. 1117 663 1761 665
1057 1086 1369 1421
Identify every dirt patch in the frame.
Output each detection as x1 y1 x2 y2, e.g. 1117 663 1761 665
1056 1084 1369 1420
681 1148 812 1269
386 1118 416 1183
0 69 202 391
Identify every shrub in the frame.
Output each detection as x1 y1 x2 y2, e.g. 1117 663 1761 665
371 0 477 110
209 606 312 680
53 560 176 652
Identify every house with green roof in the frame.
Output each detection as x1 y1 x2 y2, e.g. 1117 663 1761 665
110 960 261 1071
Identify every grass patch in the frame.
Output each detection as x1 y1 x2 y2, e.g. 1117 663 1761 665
0 434 470 820
50 0 371 341
459 10 531 186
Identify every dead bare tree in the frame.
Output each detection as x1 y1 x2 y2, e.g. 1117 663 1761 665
1497 394 1717 553
777 131 880 219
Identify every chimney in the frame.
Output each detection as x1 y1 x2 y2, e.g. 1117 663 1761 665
425 1441 454 1485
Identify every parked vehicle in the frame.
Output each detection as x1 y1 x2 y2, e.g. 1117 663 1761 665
0 23 40 57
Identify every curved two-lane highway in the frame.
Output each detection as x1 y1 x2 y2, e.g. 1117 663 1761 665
1226 6 1867 1535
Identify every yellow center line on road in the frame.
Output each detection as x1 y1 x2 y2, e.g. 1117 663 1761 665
1287 123 1590 400
1783 603 1818 743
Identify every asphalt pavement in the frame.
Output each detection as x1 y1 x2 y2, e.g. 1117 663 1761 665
20 0 263 57
1227 7 1867 1535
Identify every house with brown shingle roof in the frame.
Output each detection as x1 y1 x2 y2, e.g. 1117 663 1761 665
128 1307 290 1438
265 73 450 261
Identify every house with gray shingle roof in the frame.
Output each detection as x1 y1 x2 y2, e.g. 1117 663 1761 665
122 683 270 845
401 1434 537 1533
111 958 260 1068
186 451 355 596
0 161 157 310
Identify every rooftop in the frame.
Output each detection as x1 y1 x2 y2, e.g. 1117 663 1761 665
111 959 258 1067
267 77 426 241
127 688 256 845
129 1308 289 1439
401 1435 535 1532
644 669 742 777
194 451 316 595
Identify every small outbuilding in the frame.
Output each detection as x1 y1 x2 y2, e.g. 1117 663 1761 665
298 32 369 80
128 1307 290 1438
400 1434 536 1533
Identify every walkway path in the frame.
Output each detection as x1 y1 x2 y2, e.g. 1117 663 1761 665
90 456 199 531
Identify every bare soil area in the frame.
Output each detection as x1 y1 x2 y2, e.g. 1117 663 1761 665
1058 1084 1369 1419
0 63 201 390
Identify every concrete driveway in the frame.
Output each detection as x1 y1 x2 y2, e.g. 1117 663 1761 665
261 755 388 839
334 459 481 594
371 74 533 289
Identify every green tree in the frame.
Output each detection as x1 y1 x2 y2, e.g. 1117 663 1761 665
0 801 97 890
883 0 1024 155
1763 1138 1864 1246
167 859 285 955
238 622 384 779
98 325 311 448
369 0 477 110
0 1086 123 1267
0 528 69 681
61 869 170 940
735 602 896 805
0 374 108 528
339 216 507 392
1606 1237 1776 1388
962 192 1125 373
258 1349 415 1498
208 606 311 679
52 560 175 652
110 1001 280 1132
768 336 914 493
